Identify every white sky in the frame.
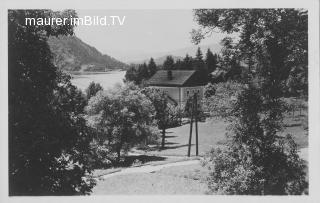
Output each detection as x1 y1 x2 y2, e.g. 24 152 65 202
74 10 229 62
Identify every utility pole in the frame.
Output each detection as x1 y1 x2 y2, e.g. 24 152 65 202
187 100 193 157
187 93 199 157
195 94 199 156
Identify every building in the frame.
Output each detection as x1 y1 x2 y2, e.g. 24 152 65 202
147 70 207 107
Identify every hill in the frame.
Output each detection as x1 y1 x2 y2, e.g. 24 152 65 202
47 36 128 72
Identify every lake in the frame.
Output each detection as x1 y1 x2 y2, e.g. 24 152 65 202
71 70 126 90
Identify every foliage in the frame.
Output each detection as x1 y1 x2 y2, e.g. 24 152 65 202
193 9 308 194
141 88 183 148
205 48 218 73
86 83 158 161
203 86 307 195
124 58 158 85
163 55 175 70
85 81 103 101
182 54 194 70
204 83 216 98
192 9 308 96
48 35 128 71
193 47 208 80
202 81 244 118
148 58 157 77
8 10 95 195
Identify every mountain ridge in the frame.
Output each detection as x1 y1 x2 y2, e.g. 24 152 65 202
47 36 128 72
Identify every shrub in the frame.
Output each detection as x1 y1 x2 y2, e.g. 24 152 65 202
204 83 216 98
85 81 103 101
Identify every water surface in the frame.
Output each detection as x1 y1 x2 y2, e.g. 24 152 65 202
71 70 126 90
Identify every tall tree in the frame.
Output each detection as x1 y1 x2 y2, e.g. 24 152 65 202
205 48 218 73
8 10 95 195
193 9 308 195
124 66 139 84
147 58 157 77
137 63 149 82
194 47 208 80
174 59 183 70
163 55 175 70
182 54 194 70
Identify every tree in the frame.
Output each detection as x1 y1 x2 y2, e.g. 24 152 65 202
85 81 103 101
203 85 307 195
205 49 218 73
9 10 95 195
86 83 157 162
147 58 157 77
194 47 205 69
193 47 208 81
174 59 183 70
124 66 139 84
141 88 169 148
138 63 149 79
141 88 182 148
163 55 175 70
193 9 308 195
182 54 194 70
192 9 308 96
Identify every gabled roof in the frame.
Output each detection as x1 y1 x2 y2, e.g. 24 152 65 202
147 70 207 87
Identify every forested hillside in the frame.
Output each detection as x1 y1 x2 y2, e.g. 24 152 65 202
48 36 128 71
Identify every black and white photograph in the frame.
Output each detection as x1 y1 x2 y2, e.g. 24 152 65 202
1 0 320 202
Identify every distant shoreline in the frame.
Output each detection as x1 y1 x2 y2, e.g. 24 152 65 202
67 69 125 76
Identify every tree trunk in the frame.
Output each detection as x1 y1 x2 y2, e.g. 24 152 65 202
116 148 121 163
161 127 166 149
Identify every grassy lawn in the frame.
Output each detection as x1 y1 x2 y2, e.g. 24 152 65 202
133 117 228 157
91 97 308 195
133 109 308 157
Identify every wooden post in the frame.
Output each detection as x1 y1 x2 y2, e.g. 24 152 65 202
195 94 199 156
188 100 194 157
161 97 166 149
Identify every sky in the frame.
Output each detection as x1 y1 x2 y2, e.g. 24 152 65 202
74 10 229 63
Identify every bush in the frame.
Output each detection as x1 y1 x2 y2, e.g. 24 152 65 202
204 83 216 98
85 81 103 101
166 103 183 127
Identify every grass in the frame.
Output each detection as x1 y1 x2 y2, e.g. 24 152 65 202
133 117 229 157
132 106 308 158
91 96 308 195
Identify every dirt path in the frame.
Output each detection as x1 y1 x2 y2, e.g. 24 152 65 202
92 160 208 195
99 159 200 179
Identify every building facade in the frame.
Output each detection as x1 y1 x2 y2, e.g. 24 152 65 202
147 70 207 107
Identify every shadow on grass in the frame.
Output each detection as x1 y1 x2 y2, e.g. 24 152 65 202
113 155 167 167
283 123 302 127
165 135 178 138
160 144 194 150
